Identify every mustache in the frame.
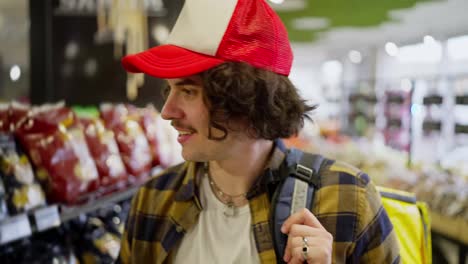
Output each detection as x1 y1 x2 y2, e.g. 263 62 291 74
171 120 197 132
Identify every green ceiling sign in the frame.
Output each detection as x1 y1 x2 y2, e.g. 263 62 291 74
276 0 439 42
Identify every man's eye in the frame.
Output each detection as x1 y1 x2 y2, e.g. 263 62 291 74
161 85 170 99
182 88 195 96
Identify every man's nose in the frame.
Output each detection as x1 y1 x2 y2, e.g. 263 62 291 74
161 94 184 120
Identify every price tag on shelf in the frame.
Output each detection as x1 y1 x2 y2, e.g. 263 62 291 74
33 205 61 232
0 214 32 245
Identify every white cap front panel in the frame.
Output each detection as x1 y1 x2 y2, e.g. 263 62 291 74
167 0 239 56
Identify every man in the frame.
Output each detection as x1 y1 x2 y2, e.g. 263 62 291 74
118 0 400 263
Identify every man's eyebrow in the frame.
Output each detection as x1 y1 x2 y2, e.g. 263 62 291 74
174 78 199 86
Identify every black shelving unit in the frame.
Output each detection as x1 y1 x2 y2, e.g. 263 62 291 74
28 0 184 107
422 94 444 105
455 95 468 105
346 83 378 137
422 121 442 133
0 184 141 246
382 88 413 154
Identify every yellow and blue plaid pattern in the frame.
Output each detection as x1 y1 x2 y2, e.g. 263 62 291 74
118 140 400 263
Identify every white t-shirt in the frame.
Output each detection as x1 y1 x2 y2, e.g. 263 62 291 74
173 174 261 264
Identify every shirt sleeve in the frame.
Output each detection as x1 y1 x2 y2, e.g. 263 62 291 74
349 173 400 263
117 189 141 264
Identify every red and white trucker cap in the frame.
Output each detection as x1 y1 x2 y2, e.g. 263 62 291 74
121 0 293 78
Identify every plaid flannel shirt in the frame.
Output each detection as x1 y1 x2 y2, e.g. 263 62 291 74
118 140 400 263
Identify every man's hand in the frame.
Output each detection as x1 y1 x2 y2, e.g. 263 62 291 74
281 208 333 264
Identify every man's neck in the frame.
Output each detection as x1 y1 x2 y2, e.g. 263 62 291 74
208 139 274 197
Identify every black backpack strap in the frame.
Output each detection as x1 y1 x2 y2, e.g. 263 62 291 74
271 148 327 263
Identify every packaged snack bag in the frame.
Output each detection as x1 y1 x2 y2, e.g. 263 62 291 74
127 104 162 167
73 217 121 264
80 117 128 192
0 104 9 132
16 105 99 204
129 104 183 168
9 101 30 131
152 114 183 167
0 133 46 214
100 104 152 181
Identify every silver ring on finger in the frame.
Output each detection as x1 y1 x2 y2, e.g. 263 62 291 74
302 237 309 260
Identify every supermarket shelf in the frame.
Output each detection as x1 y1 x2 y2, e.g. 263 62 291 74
422 95 444 105
422 121 442 132
431 211 468 264
455 95 468 105
0 213 32 245
455 124 468 134
349 93 378 103
0 185 141 246
430 211 468 246
386 119 403 129
386 96 406 105
60 185 139 222
0 205 62 246
0 167 163 246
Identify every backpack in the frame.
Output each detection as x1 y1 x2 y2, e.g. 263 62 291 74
270 148 431 264
377 186 432 264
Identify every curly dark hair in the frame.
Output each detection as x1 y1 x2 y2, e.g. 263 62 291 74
200 62 317 140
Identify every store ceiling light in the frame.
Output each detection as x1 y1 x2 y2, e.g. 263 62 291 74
152 24 169 44
292 17 329 30
321 60 343 84
270 0 305 11
447 35 468 61
269 0 285 4
423 35 436 46
9 65 21 82
65 41 79 60
348 50 362 64
84 58 98 77
385 42 399 57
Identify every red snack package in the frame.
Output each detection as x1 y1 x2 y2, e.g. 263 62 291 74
127 104 162 167
100 104 152 181
152 113 184 167
9 101 30 131
0 104 9 132
16 105 99 204
0 102 30 133
80 117 128 191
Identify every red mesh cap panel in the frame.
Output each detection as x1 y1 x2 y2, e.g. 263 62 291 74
216 0 293 76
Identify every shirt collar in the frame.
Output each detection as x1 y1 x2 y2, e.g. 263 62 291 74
175 139 289 202
246 139 288 199
174 162 198 201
